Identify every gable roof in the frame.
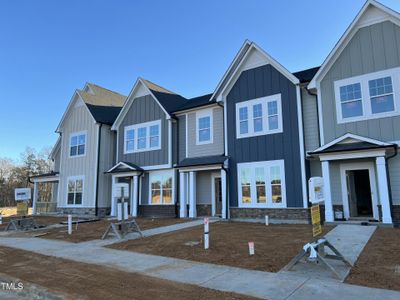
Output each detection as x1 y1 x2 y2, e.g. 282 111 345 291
172 93 215 113
210 40 300 102
308 0 400 89
293 67 320 84
56 83 126 132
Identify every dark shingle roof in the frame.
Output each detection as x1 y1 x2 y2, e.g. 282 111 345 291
86 104 122 125
293 67 320 83
149 90 189 114
177 155 228 168
173 94 214 112
310 142 395 155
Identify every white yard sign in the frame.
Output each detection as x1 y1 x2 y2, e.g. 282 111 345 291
15 188 31 201
308 177 324 204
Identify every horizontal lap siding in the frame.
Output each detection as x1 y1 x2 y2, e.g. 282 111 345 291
118 94 168 167
301 88 319 152
321 21 400 144
227 64 303 208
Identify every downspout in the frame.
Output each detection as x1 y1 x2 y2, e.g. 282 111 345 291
385 144 398 223
95 124 102 216
171 114 180 217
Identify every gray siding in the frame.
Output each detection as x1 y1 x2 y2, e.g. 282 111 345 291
58 100 98 208
301 88 320 152
196 171 213 204
178 115 186 161
389 150 400 205
140 173 149 205
226 64 304 208
321 21 400 143
53 146 61 173
117 94 169 167
187 106 224 158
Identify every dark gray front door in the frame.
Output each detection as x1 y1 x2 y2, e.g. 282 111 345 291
215 177 222 216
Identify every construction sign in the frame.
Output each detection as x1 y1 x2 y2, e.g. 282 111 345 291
311 204 322 237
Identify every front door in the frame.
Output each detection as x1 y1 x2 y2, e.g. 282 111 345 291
214 177 222 216
346 169 373 217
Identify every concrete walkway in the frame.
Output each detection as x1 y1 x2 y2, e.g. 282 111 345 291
0 232 399 300
281 224 376 281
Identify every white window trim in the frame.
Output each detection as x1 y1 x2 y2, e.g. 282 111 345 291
123 120 162 154
66 175 84 207
335 67 400 124
196 108 214 145
235 94 283 139
148 170 175 205
237 160 286 208
69 131 87 158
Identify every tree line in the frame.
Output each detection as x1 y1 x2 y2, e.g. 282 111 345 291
0 147 53 208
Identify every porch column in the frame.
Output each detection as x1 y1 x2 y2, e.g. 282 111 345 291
32 182 39 215
110 175 117 216
376 157 392 224
221 169 227 219
189 171 197 218
321 160 334 222
179 172 187 218
132 175 139 217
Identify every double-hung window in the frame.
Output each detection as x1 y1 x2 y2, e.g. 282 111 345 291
150 171 173 204
335 68 399 123
237 160 286 208
67 176 84 205
70 132 86 157
196 109 213 145
236 94 282 138
124 120 161 153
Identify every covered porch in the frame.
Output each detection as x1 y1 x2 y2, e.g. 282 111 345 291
30 172 59 215
309 134 397 224
177 155 228 219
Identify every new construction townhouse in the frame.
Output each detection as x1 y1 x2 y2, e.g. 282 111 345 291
31 0 400 226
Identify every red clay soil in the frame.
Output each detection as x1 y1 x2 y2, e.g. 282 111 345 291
346 227 400 291
110 222 332 272
39 217 190 243
0 246 256 300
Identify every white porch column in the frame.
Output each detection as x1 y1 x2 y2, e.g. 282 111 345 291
110 175 117 216
132 175 139 217
179 172 187 218
321 160 334 222
376 157 392 224
32 182 39 215
221 169 227 219
189 171 197 218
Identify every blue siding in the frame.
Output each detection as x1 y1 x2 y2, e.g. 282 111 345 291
226 64 303 207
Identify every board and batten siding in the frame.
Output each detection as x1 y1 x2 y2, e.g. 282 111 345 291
53 147 61 173
226 64 304 208
178 115 186 161
389 151 400 205
58 101 98 208
301 88 320 152
186 106 224 158
321 21 400 144
117 94 169 167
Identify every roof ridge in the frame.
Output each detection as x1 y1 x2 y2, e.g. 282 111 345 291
141 78 179 95
86 82 126 97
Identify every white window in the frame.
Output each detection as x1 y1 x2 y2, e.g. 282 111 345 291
237 160 286 208
236 94 283 138
334 67 400 123
67 176 84 205
124 120 161 153
69 132 86 157
196 109 213 145
149 171 173 204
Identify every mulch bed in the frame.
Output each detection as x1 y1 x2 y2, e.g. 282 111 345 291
39 217 190 243
346 227 400 291
0 246 255 300
109 221 332 272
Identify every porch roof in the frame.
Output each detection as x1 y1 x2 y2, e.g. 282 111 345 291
29 171 59 183
176 155 228 168
106 161 143 174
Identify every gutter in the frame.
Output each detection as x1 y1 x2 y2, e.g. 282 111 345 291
170 114 180 218
95 124 102 216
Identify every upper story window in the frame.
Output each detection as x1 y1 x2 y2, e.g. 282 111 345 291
124 120 161 154
196 109 213 145
238 160 286 208
236 94 283 139
334 68 399 123
69 132 86 157
67 176 84 205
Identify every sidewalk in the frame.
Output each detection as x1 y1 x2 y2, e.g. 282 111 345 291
0 233 399 300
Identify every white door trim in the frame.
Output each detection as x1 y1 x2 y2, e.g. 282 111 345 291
339 162 379 220
211 173 221 217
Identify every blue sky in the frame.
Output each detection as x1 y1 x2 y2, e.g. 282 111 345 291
1 0 400 161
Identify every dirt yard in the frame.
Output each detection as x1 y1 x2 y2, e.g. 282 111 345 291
0 246 255 300
346 227 400 291
39 217 190 243
0 215 65 230
109 221 332 272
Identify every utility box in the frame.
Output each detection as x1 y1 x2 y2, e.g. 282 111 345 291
308 177 324 204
